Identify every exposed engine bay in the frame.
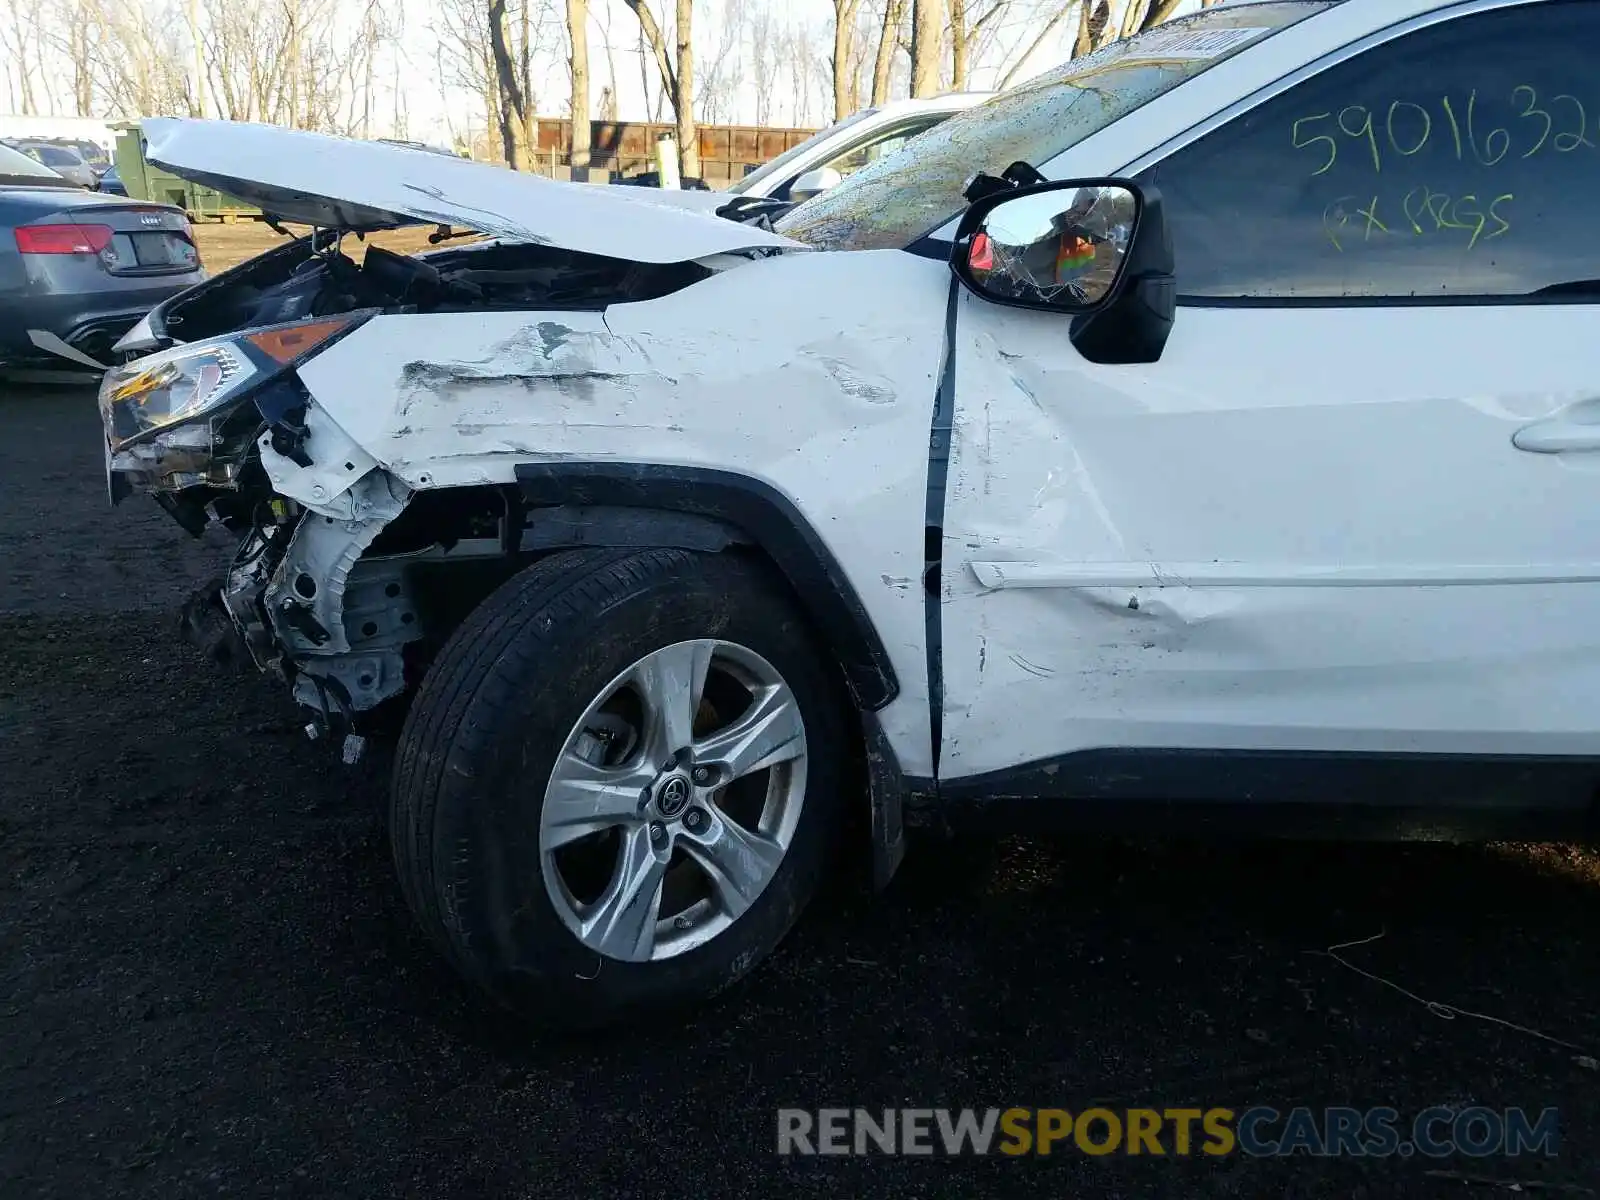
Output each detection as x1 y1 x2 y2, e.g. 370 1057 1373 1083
155 232 714 346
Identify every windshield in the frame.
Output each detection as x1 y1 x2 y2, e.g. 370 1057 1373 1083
724 109 880 195
776 1 1336 251
0 142 73 185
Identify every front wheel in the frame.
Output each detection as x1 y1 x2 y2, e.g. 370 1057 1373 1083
390 547 848 1031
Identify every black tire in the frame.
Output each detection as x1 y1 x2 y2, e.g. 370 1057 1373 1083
390 547 849 1031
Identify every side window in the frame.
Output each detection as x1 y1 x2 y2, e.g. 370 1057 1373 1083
1134 0 1600 300
822 117 946 178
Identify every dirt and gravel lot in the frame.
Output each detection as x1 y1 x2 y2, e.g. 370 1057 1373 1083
2 377 1598 1199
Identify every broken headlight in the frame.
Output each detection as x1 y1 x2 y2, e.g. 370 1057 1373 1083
103 342 257 448
101 315 365 452
101 314 370 497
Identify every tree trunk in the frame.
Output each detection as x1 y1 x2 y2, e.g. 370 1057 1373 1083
519 0 536 159
909 0 943 97
674 0 697 178
1074 0 1104 56
831 0 857 121
1119 0 1148 40
488 0 530 169
567 0 591 171
870 0 904 105
950 0 967 90
284 0 301 126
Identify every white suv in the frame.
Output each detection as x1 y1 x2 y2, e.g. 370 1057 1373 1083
104 0 1600 1031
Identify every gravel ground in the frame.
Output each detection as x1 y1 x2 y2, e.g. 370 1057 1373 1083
2 383 1597 1199
189 222 461 274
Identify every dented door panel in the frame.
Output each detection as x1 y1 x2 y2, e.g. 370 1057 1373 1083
939 298 1600 780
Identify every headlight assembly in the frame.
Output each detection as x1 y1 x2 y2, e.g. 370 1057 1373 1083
102 342 257 448
100 313 367 453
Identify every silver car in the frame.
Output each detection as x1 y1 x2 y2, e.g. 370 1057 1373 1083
10 140 99 189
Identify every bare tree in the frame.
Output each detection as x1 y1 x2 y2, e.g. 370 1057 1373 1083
830 0 859 120
745 0 774 125
434 0 500 159
1071 0 1184 55
593 0 620 122
41 0 99 115
949 0 1009 90
998 0 1077 88
566 0 589 170
695 0 743 126
96 0 193 117
1 0 53 114
673 0 696 175
1118 0 1185 38
869 0 905 105
787 20 828 124
635 26 664 122
488 0 533 167
909 0 943 97
622 0 696 178
1075 0 1105 54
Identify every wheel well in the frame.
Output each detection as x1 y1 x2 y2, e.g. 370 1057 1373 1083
513 462 899 711
359 468 898 713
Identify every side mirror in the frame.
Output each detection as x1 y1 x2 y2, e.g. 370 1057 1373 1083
950 177 1175 365
787 165 843 203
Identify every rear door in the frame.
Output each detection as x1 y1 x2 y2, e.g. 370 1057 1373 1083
936 0 1600 790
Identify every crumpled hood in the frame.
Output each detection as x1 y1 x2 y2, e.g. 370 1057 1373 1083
139 118 805 265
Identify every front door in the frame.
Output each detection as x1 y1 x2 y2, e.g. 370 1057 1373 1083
936 0 1600 790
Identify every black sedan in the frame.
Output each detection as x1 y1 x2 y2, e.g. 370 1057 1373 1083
0 142 205 368
97 164 128 197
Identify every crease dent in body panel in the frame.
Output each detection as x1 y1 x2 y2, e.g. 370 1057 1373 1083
390 318 681 435
384 312 924 462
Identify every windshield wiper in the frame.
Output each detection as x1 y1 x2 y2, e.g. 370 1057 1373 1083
715 195 796 228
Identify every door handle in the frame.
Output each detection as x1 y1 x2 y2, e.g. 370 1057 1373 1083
1514 405 1600 453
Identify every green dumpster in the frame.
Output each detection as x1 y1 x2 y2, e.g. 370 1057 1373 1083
112 122 261 222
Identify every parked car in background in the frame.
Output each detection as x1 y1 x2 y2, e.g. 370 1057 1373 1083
0 141 204 367
58 138 111 175
97 163 127 196
10 140 99 189
722 93 995 204
613 95 994 206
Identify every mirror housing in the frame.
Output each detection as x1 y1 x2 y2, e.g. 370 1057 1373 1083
787 166 843 203
950 177 1176 366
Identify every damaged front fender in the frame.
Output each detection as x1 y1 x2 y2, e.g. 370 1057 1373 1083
291 248 953 775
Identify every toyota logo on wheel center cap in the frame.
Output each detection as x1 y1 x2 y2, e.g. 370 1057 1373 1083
655 775 691 818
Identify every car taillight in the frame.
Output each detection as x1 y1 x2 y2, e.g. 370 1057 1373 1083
15 223 114 254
